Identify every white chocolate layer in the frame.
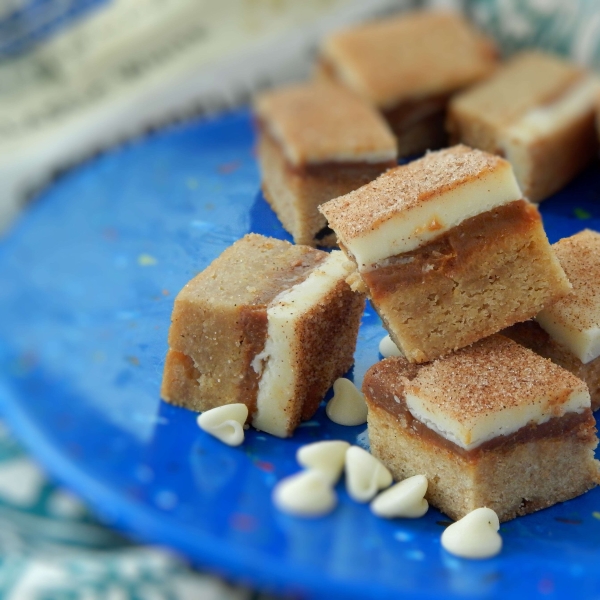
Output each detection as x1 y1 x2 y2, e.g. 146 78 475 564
252 251 355 438
345 162 521 270
536 313 600 365
404 387 590 451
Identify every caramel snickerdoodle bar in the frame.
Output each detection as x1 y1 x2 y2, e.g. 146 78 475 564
161 234 365 438
504 229 600 410
317 11 497 156
448 51 600 202
363 335 600 522
254 81 397 247
320 145 571 363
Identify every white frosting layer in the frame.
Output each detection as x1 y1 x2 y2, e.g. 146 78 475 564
346 162 522 270
536 312 600 365
252 251 354 438
404 387 590 451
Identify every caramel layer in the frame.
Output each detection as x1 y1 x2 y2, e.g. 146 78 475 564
364 360 595 461
361 199 537 293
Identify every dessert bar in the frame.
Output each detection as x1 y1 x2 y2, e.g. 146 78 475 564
320 145 571 363
363 335 600 522
254 81 397 247
504 229 600 410
161 234 365 437
317 11 497 156
448 51 600 202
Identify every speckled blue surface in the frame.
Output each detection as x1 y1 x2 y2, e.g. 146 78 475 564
1 109 600 599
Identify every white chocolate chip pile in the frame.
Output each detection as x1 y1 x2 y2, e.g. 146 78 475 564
441 507 502 559
297 440 350 484
197 403 249 446
379 334 403 358
370 474 429 518
325 378 368 426
272 470 337 517
345 445 392 503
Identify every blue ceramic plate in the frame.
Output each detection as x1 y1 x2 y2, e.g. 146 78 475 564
1 109 600 600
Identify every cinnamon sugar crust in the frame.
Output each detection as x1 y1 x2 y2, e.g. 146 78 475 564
320 11 497 108
319 145 514 245
406 335 587 425
503 320 600 411
254 81 396 166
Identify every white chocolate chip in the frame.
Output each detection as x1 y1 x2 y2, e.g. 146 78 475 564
297 440 350 485
370 474 429 518
379 334 403 358
345 446 392 503
326 378 368 426
197 404 248 446
272 470 337 517
441 507 502 559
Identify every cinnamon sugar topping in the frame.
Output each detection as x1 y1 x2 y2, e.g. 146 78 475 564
319 146 521 268
403 335 590 449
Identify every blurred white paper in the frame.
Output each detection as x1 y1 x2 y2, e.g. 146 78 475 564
0 0 411 231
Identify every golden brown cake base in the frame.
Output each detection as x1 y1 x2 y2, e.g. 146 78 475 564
503 320 600 411
364 357 600 522
258 129 394 247
358 200 571 363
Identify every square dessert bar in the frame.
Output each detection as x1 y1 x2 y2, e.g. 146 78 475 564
448 51 600 202
320 145 571 363
254 81 397 247
317 11 497 156
364 335 600 522
161 234 365 438
504 230 600 410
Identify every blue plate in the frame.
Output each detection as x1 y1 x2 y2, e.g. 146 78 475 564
1 108 600 600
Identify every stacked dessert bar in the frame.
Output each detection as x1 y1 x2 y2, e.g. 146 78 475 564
320 145 600 521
